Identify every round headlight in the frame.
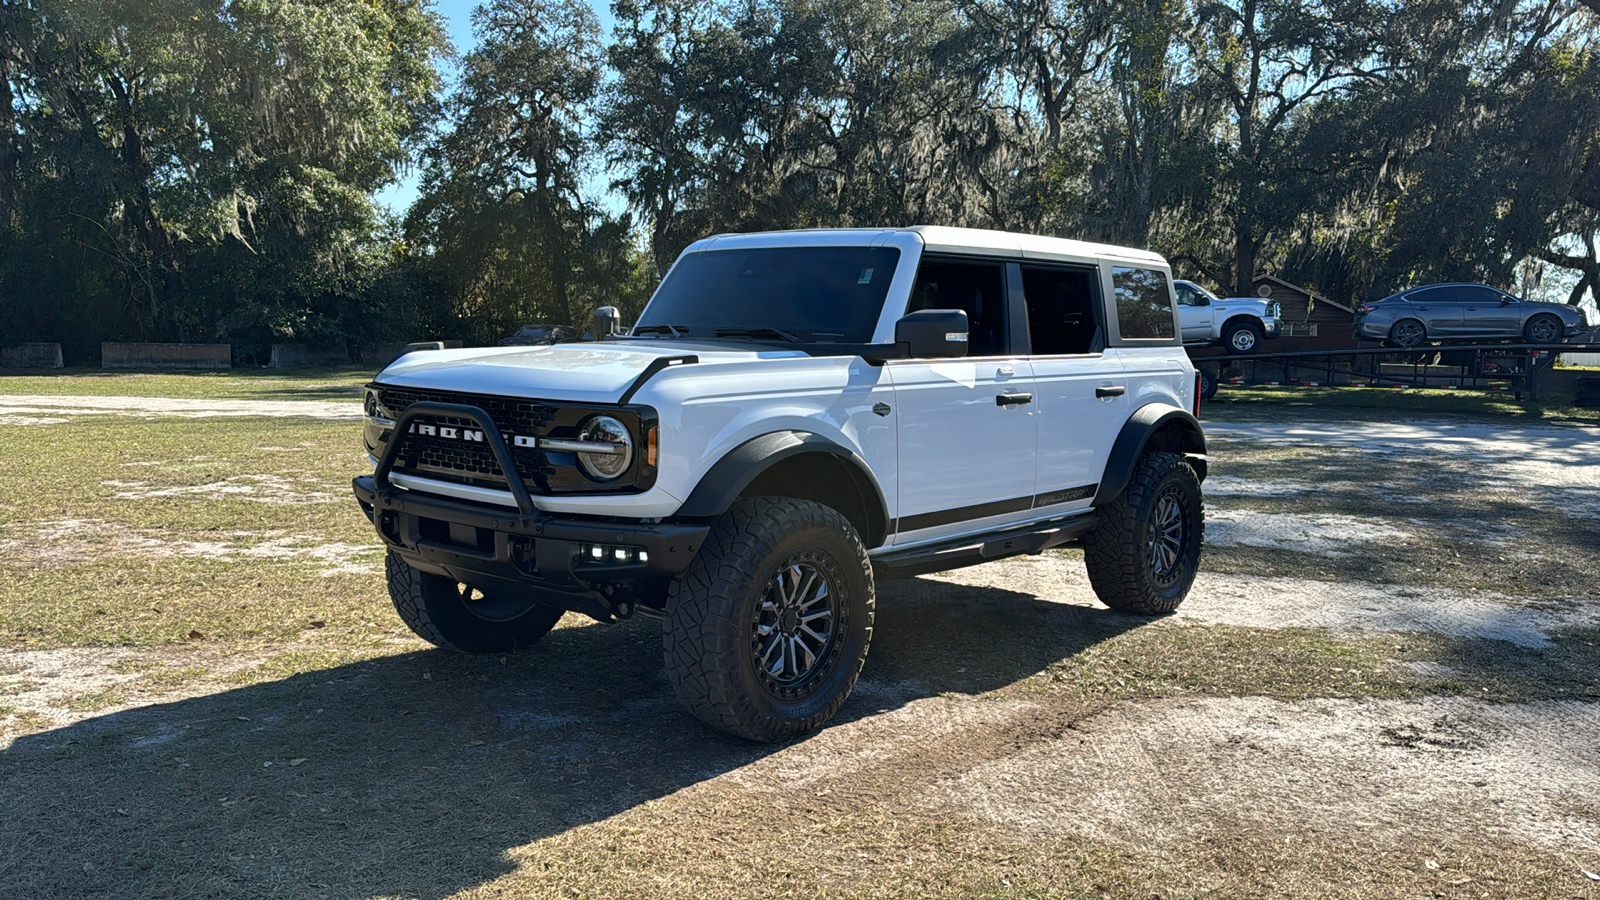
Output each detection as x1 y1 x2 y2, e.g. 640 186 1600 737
577 416 633 481
364 388 393 422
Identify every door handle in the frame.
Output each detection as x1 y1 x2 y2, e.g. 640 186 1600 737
996 392 1033 407
1095 385 1126 398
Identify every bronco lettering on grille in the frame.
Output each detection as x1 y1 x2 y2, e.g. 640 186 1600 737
408 423 486 442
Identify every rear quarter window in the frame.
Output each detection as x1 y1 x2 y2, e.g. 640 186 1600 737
1111 266 1176 340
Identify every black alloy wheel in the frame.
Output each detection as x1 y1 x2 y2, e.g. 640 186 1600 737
751 553 845 699
664 496 875 741
1083 451 1204 615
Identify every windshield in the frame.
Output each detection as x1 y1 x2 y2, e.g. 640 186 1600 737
635 246 902 342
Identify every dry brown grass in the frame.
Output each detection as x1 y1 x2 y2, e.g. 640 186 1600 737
1 373 1597 898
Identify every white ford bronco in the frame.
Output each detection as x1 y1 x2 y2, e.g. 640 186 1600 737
353 227 1207 740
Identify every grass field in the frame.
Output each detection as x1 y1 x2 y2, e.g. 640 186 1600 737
1 369 1597 898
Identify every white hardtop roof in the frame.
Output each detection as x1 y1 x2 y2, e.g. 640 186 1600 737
685 226 1168 267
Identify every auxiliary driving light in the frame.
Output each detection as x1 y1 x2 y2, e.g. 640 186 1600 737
578 544 648 565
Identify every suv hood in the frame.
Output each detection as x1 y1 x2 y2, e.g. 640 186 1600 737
376 342 803 405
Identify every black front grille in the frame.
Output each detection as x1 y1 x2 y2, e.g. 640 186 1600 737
376 387 556 489
372 385 655 495
378 387 557 436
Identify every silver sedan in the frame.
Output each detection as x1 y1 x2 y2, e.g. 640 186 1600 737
1354 283 1589 347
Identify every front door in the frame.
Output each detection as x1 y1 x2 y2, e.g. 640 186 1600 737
888 257 1038 545
1175 282 1214 342
1459 285 1520 336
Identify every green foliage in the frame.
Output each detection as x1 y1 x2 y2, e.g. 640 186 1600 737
0 0 447 359
405 0 649 340
3 0 1598 358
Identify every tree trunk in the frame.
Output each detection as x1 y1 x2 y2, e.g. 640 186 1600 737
0 51 15 223
1234 220 1257 298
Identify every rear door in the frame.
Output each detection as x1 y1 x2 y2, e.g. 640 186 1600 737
887 256 1039 545
1022 261 1126 512
1405 285 1466 336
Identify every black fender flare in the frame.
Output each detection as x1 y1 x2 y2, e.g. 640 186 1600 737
675 431 891 546
1092 403 1208 506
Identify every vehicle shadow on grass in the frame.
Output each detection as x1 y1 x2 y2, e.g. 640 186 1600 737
0 576 1147 899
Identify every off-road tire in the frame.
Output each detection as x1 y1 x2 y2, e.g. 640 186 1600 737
1083 452 1204 615
385 551 565 653
1223 321 1263 354
1524 314 1562 344
664 496 874 742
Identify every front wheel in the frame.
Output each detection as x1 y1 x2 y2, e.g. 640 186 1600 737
1083 452 1204 615
386 552 566 653
1525 314 1563 344
1222 321 1263 354
663 497 874 741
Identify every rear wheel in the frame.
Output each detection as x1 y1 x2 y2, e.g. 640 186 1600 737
663 497 874 741
1388 319 1426 348
1197 366 1219 400
1525 314 1562 344
1083 452 1204 615
386 551 565 653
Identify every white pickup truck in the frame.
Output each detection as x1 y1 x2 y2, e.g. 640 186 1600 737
1174 279 1283 354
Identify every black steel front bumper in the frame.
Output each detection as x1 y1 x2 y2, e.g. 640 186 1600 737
354 401 709 620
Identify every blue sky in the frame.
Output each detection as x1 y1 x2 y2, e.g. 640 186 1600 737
374 0 619 216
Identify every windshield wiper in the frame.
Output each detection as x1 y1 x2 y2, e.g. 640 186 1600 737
633 324 689 337
712 327 805 343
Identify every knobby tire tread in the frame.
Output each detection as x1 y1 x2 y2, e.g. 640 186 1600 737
385 551 563 653
1083 451 1203 615
664 497 874 741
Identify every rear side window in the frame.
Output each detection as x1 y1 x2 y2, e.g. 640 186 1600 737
1111 266 1176 340
1021 264 1102 355
1407 285 1463 303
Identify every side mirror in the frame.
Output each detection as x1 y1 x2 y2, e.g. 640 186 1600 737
591 306 621 339
895 309 969 358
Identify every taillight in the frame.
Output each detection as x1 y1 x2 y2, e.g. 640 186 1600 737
1193 372 1201 415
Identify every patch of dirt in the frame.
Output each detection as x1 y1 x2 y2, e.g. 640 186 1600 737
1206 509 1414 554
0 394 361 420
103 474 343 504
930 555 1600 648
1198 475 1313 496
0 647 155 736
0 519 377 576
723 693 1033 794
0 415 70 426
1205 417 1600 501
931 695 1600 854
